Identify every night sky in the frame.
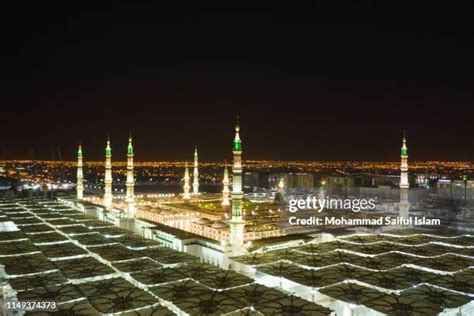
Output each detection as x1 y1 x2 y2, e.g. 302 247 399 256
1 3 473 162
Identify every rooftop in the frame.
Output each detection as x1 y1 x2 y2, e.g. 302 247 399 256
231 230 474 315
0 198 330 315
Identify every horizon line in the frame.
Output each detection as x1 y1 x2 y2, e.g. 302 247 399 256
0 159 472 164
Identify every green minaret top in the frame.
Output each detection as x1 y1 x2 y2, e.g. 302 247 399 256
401 147 407 156
127 133 134 156
401 131 408 156
194 147 198 159
77 144 83 158
233 116 242 152
105 136 112 157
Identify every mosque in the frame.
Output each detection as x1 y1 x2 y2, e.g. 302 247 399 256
73 120 413 265
72 118 284 268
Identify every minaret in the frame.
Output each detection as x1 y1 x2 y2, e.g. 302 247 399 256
222 163 230 206
399 187 411 220
76 143 84 200
126 133 136 218
192 147 199 195
229 117 245 254
103 136 113 210
400 131 409 189
183 162 191 200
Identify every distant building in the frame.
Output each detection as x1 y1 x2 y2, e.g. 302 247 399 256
415 173 438 188
372 174 401 187
243 172 260 190
243 172 269 190
292 173 314 189
269 173 289 190
15 166 26 183
324 176 354 189
0 177 15 197
353 173 404 187
269 173 314 190
437 179 474 200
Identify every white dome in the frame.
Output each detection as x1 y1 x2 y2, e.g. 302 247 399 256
211 221 228 229
196 218 212 225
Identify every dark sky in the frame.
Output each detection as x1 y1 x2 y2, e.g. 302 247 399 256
1 2 473 162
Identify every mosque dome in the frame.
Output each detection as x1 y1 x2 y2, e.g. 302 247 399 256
196 218 211 225
211 221 228 229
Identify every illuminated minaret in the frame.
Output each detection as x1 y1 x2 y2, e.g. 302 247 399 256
222 163 230 206
399 187 411 220
103 136 113 210
76 143 84 200
126 133 136 218
400 131 409 189
230 117 245 254
183 162 191 200
192 147 199 195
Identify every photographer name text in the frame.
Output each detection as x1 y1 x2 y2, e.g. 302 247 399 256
289 216 441 226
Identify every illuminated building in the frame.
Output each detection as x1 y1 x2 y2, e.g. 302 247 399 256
103 136 113 210
192 147 199 195
400 131 409 189
275 176 285 202
126 133 136 218
76 143 83 199
229 117 245 254
243 172 259 189
323 176 353 189
222 163 230 206
183 162 191 200
270 173 315 190
269 173 289 191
